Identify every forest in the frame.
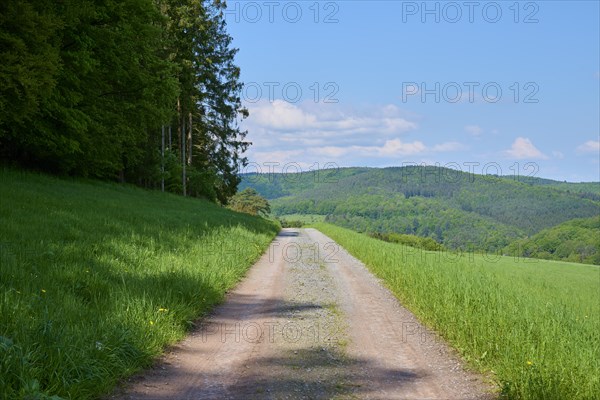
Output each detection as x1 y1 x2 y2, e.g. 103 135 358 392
241 166 600 263
0 0 247 203
503 217 600 265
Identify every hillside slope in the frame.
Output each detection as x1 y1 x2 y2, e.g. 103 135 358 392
242 166 600 251
506 176 600 199
0 169 279 399
238 167 371 199
504 216 600 265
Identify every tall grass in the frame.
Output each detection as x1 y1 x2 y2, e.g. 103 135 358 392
313 223 600 400
0 169 279 399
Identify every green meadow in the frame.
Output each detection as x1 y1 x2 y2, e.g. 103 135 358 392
0 169 279 399
1 168 597 400
313 223 600 400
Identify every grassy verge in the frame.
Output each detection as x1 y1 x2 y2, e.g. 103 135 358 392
0 169 279 399
313 223 599 400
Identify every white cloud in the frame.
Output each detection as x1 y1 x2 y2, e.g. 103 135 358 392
250 100 317 130
576 140 600 154
505 137 548 160
246 100 417 139
366 139 427 156
312 146 350 158
552 151 565 159
432 142 466 152
309 139 461 159
242 101 465 167
249 149 306 168
465 125 482 136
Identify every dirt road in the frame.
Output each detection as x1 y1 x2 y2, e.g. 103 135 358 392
112 228 496 399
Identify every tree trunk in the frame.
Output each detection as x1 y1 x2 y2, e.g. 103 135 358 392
182 112 186 197
177 97 181 160
187 112 193 165
161 125 165 192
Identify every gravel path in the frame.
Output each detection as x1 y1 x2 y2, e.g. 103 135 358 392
111 228 496 399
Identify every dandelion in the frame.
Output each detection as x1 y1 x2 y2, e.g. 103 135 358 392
158 308 168 312
526 361 533 366
149 320 154 325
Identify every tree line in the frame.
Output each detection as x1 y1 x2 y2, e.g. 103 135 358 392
0 0 248 203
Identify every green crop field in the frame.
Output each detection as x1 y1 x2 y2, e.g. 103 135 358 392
0 169 279 399
313 223 600 400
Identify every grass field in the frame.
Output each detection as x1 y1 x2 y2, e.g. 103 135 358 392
313 223 600 400
0 169 279 399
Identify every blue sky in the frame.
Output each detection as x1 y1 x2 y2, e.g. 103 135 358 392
225 1 600 181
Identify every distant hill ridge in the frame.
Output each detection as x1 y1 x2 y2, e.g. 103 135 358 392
241 166 600 254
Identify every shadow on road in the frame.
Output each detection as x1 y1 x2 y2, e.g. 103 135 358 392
277 230 300 237
115 295 427 399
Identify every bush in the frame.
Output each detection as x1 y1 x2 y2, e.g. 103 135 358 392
367 232 445 251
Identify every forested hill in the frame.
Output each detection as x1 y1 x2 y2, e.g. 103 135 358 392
503 217 600 265
502 176 600 199
241 166 600 252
